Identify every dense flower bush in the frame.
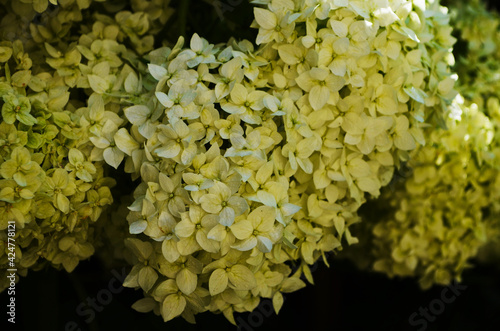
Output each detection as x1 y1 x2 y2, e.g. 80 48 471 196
1 0 498 326
92 0 458 323
0 0 172 291
0 39 116 292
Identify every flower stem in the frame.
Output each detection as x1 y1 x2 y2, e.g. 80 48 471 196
179 0 190 38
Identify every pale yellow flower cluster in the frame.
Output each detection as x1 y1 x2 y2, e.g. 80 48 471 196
249 0 456 282
0 40 115 292
0 0 463 323
118 38 306 322
344 0 500 289
105 0 457 323
369 98 499 289
0 0 172 291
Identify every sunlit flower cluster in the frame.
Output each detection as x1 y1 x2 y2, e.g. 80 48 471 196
345 0 500 289
358 97 499 289
446 0 500 266
249 0 457 270
451 0 500 107
92 0 459 323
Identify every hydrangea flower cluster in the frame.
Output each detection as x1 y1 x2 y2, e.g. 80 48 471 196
0 0 172 58
450 0 500 180
0 0 173 291
445 0 500 262
0 40 115 292
114 37 309 324
249 0 456 265
2 0 483 325
451 0 500 107
449 0 500 266
344 0 500 289
358 97 499 289
91 0 458 323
